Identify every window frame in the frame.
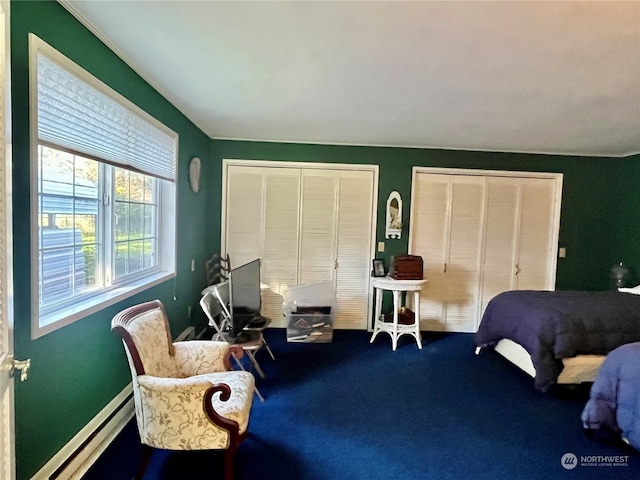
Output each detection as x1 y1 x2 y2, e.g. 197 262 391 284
29 35 177 339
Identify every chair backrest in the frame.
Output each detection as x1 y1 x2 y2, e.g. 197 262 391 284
205 253 231 286
200 292 231 340
111 299 179 378
213 280 231 317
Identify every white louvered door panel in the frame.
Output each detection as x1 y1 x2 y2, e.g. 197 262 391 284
515 177 557 290
334 170 375 329
479 177 519 319
298 170 338 285
0 2 13 478
410 173 450 331
261 169 301 325
443 177 485 332
225 166 264 268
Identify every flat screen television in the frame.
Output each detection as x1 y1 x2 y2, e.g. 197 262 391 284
228 259 262 338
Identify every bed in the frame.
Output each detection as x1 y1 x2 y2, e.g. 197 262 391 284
474 289 640 392
581 342 640 451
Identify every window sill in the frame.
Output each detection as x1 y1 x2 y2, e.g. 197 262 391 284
33 271 175 339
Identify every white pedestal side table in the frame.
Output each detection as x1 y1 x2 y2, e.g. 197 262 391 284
369 276 428 351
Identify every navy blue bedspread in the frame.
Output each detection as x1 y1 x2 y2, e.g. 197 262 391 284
582 342 640 451
475 290 640 391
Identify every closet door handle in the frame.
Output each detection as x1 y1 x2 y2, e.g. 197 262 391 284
515 265 520 275
443 262 447 273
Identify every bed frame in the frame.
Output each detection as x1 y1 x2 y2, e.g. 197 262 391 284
490 339 605 385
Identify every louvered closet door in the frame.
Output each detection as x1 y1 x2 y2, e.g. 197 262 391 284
514 177 557 290
479 177 519 317
478 176 557 320
444 176 485 332
225 166 264 267
260 169 301 323
411 173 449 331
412 169 561 333
299 170 338 285
334 170 375 329
411 173 485 333
225 162 376 330
224 166 300 326
298 169 375 330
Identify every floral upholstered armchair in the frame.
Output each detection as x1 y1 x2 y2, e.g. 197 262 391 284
111 299 255 480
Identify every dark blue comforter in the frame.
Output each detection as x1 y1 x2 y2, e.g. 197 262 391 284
475 290 640 391
581 342 640 451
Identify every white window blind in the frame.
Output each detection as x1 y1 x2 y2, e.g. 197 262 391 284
30 34 177 338
36 47 177 182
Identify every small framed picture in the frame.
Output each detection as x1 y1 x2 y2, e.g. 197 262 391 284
372 259 386 277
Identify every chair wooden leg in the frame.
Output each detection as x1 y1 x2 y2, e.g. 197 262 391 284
224 443 238 480
133 444 153 480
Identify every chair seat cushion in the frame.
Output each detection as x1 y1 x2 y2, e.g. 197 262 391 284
197 370 255 433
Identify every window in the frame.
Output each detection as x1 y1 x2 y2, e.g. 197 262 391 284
30 35 177 338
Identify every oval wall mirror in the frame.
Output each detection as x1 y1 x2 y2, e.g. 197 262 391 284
386 191 402 239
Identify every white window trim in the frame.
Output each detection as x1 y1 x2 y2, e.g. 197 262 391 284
29 35 177 339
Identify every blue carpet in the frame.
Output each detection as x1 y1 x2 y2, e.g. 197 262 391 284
83 329 640 479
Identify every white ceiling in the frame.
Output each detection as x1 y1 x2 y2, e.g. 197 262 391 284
61 0 640 157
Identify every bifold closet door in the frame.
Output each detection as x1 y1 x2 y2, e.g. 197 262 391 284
298 170 338 285
335 170 376 330
411 169 560 333
478 176 558 319
224 163 376 330
479 177 519 317
411 173 485 333
299 169 375 330
224 166 264 267
515 177 558 290
224 165 300 324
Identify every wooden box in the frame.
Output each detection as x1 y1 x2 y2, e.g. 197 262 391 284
389 255 423 280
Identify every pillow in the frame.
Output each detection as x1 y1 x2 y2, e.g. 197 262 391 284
618 285 640 295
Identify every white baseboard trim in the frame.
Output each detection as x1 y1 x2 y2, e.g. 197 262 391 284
31 326 196 480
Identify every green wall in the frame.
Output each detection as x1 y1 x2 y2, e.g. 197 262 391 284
11 2 214 478
211 140 627 291
614 153 640 285
10 2 640 479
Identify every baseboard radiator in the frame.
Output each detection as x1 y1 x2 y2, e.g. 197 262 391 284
31 326 196 480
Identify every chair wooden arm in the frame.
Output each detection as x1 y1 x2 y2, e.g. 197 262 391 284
224 345 245 371
203 383 240 437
